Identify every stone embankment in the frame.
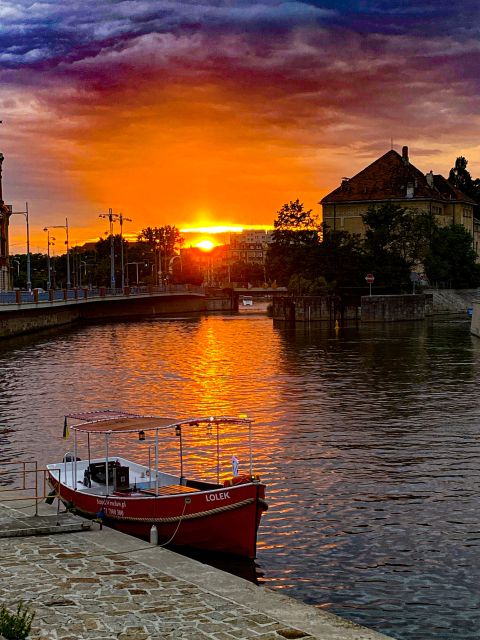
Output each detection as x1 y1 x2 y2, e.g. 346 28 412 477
0 289 236 339
0 497 392 640
425 288 478 314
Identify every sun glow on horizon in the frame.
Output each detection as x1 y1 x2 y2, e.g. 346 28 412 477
195 239 215 251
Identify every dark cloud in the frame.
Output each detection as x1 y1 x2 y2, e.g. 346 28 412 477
1 0 478 186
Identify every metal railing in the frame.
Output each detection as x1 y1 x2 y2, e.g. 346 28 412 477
0 283 206 306
0 460 61 517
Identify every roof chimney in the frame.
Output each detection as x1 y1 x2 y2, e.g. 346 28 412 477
426 170 434 187
402 146 409 165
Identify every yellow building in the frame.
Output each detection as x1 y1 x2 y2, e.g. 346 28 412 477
321 146 476 239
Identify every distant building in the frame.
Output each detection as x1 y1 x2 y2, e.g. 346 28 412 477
0 154 11 291
228 229 272 267
321 146 477 241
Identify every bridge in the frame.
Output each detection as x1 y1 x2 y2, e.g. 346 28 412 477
0 285 236 339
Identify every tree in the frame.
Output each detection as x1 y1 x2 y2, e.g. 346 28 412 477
266 199 321 285
310 229 365 291
272 199 320 246
424 224 480 288
361 203 435 291
137 226 184 282
448 157 480 206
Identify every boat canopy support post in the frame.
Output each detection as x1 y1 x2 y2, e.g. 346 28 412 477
155 429 159 494
176 424 184 481
216 421 220 484
73 427 78 489
105 432 110 495
249 422 253 476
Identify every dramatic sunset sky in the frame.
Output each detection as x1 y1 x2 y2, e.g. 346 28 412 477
1 0 479 251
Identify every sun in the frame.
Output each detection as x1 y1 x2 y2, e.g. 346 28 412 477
196 239 215 251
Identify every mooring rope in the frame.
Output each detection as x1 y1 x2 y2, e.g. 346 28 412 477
106 497 262 523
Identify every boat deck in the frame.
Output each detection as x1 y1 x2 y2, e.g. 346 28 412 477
138 484 199 496
48 459 217 497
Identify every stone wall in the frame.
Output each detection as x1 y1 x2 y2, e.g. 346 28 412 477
272 295 359 322
0 293 235 339
361 294 426 322
0 306 80 338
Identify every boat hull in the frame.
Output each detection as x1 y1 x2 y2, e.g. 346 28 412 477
47 472 266 558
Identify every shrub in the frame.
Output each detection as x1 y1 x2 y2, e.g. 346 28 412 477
0 601 35 640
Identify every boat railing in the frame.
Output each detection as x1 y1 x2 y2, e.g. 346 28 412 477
0 460 63 518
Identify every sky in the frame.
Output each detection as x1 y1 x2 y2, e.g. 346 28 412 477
1 0 479 252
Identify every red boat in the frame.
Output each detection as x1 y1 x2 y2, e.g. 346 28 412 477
47 410 267 558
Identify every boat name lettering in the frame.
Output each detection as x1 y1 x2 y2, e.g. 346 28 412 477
206 491 230 502
95 498 127 509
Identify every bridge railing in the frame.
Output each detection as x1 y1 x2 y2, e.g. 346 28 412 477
0 284 206 306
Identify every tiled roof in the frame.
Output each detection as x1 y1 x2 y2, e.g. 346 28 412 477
321 149 476 205
432 174 477 205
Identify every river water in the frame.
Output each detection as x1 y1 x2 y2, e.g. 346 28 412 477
1 309 480 640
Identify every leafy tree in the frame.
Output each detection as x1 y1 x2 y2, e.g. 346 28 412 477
229 260 264 285
310 229 365 291
424 224 480 288
448 157 480 206
361 203 435 291
138 226 184 281
288 274 330 295
267 199 321 286
272 199 320 246
174 252 203 285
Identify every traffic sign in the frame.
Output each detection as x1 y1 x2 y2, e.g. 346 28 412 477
365 273 375 284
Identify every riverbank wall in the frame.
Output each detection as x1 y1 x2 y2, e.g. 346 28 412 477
0 290 235 339
361 294 426 322
273 289 478 323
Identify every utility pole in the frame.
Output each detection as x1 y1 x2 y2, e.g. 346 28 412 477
99 209 132 291
119 213 132 289
10 202 31 290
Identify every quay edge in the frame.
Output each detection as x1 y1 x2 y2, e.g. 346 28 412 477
0 496 394 640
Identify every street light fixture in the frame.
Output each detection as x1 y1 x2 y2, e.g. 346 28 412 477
9 202 31 290
43 228 55 289
43 218 70 288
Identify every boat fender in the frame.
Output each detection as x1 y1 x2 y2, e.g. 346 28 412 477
45 489 56 505
223 474 260 487
150 525 158 545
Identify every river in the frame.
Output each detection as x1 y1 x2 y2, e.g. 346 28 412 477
1 308 479 640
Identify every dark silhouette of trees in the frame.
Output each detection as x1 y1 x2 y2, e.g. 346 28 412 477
424 224 480 288
448 157 480 210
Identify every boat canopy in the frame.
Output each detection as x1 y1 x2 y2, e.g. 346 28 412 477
65 410 253 434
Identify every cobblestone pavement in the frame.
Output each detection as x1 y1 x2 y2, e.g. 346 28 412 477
0 500 391 640
1 532 318 640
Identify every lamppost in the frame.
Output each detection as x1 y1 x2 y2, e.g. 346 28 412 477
99 209 131 290
79 260 87 288
118 213 132 290
9 202 31 290
43 229 55 289
11 258 20 287
43 219 70 288
126 261 144 286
